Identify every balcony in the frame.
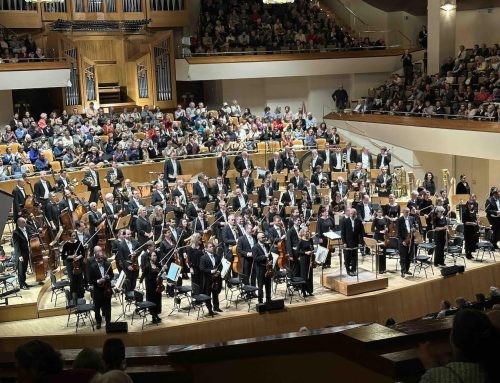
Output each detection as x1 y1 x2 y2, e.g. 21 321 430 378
176 48 424 81
0 60 71 90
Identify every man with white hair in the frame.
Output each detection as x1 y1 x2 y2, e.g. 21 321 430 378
103 192 120 228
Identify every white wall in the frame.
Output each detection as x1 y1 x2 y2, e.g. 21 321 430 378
0 69 70 91
455 8 500 49
220 74 351 120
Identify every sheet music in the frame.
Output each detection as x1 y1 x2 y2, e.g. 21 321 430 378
323 231 341 240
315 246 328 264
167 263 181 282
271 252 278 268
221 258 232 279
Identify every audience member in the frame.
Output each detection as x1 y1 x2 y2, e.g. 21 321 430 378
102 338 126 371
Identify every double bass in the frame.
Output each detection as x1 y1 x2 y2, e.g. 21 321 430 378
384 221 397 247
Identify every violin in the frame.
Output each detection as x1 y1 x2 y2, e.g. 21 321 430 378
130 252 139 271
103 263 113 298
73 255 83 275
155 263 166 293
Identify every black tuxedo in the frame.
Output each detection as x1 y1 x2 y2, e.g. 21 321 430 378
59 197 79 213
257 185 273 207
375 174 392 196
268 158 284 173
172 187 188 207
396 215 416 274
357 153 374 169
56 177 71 192
12 186 27 219
82 170 101 203
163 159 182 183
310 156 324 170
103 202 120 227
192 181 210 207
311 172 330 187
285 226 300 275
333 182 349 198
12 227 30 287
376 153 392 169
232 194 248 211
135 216 152 246
289 175 305 190
151 190 167 207
34 180 54 205
44 202 61 231
340 217 365 273
237 234 256 285
302 184 318 204
191 217 208 234
210 182 228 198
281 191 300 207
117 239 139 289
343 148 358 163
186 202 201 220
88 260 114 325
221 225 239 260
356 203 374 221
105 167 124 188
88 210 105 250
235 156 254 175
252 242 272 303
349 169 367 185
200 252 222 312
329 152 344 171
216 156 231 176
237 177 255 195
485 197 500 247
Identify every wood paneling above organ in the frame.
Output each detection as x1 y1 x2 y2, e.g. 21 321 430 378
49 31 176 111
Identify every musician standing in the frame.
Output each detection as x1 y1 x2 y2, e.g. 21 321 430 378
463 201 479 259
285 216 302 276
59 189 79 214
237 224 257 286
397 208 415 278
45 193 61 232
485 188 500 249
340 208 365 276
376 147 391 170
238 169 255 196
151 182 167 208
235 150 254 176
88 202 106 251
61 231 85 300
56 169 71 192
456 174 471 195
192 209 209 237
136 206 153 246
88 246 114 330
193 173 211 209
296 228 315 296
376 167 392 197
12 178 27 220
143 252 166 324
82 162 101 203
12 217 30 290
33 171 54 208
163 151 182 183
200 241 223 315
106 161 124 196
103 193 120 229
116 229 140 290
253 232 273 304
216 150 231 181
317 207 335 268
371 209 388 273
433 206 448 267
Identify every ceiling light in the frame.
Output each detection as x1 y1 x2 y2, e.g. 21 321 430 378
440 0 456 11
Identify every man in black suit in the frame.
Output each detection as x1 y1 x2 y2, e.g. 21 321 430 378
268 152 284 174
116 229 140 289
319 143 334 172
33 171 54 208
237 224 257 286
232 188 248 211
257 178 274 208
253 232 272 304
192 209 209 236
309 150 324 171
376 147 391 170
59 189 79 214
311 165 330 187
237 169 255 195
200 241 223 315
192 173 211 209
330 145 344 172
211 176 228 198
281 183 300 207
333 176 349 198
106 161 124 195
128 190 144 230
349 162 368 188
56 169 71 192
485 188 500 248
340 208 365 276
285 216 302 276
214 201 229 242
82 162 101 203
234 150 254 176
356 194 374 222
216 150 231 179
289 168 305 190
12 217 30 289
44 193 61 232
12 178 27 220
88 202 106 251
221 214 239 262
102 192 121 229
375 166 392 197
88 246 114 329
163 151 182 183
343 142 358 164
357 147 374 170
397 208 416 278
151 181 167 208
302 178 319 205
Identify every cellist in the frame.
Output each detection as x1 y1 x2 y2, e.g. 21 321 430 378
142 252 166 324
61 231 85 301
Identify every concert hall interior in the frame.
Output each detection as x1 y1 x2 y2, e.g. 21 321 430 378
1 0 500 382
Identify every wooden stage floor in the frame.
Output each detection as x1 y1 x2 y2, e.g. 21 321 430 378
1 249 498 349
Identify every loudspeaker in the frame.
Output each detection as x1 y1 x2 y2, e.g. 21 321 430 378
106 322 128 334
256 299 285 313
440 265 465 277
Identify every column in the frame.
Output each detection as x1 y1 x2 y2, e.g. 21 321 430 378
0 90 13 126
427 0 456 75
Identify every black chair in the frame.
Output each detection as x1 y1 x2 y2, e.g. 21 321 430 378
273 269 287 295
412 251 433 279
224 275 242 308
284 268 306 304
417 230 436 262
130 290 157 330
446 236 466 267
236 274 259 311
189 283 212 320
169 285 192 315
64 289 94 332
385 237 400 272
476 229 496 262
50 271 70 307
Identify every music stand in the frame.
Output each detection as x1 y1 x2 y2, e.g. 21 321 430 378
315 245 329 288
114 271 128 322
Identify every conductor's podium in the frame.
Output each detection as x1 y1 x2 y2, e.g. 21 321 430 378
321 269 389 296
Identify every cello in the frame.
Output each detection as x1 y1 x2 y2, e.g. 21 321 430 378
231 244 243 274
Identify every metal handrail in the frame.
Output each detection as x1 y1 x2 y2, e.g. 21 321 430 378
359 29 413 45
330 0 368 26
345 109 500 122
